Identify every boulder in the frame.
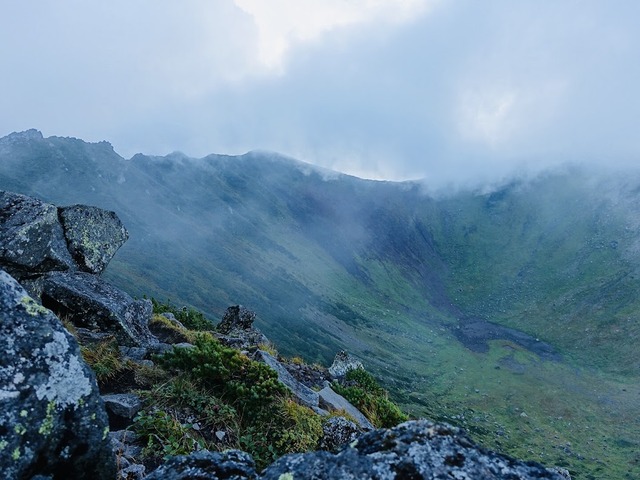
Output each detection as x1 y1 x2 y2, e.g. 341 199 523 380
145 450 257 480
0 270 115 479
255 350 320 409
0 191 75 279
40 271 158 347
215 305 269 349
102 393 143 420
149 315 191 344
318 385 374 430
58 204 128 274
283 360 329 390
217 305 256 333
261 420 567 480
329 350 364 379
319 416 361 452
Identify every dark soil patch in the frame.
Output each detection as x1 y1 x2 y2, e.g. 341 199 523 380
452 318 561 361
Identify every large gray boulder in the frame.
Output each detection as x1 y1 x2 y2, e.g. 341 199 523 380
0 191 129 280
261 420 567 480
145 450 257 480
215 305 269 349
0 191 75 279
41 271 157 347
318 385 374 430
217 305 256 333
59 204 128 274
329 350 364 379
255 350 320 410
0 270 116 479
319 416 361 453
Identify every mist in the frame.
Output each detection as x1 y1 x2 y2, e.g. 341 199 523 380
1 1 640 188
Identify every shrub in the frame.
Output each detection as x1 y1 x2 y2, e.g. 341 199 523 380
145 376 239 438
332 367 408 428
157 333 288 417
274 398 323 453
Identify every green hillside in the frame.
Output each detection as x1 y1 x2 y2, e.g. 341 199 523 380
1 131 638 479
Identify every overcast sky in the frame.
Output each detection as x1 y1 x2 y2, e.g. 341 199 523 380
2 0 640 186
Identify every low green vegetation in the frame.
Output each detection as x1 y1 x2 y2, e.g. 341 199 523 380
129 328 399 469
80 338 125 383
150 298 214 331
156 333 288 415
333 367 408 428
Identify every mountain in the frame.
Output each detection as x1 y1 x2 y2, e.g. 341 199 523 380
1 130 639 479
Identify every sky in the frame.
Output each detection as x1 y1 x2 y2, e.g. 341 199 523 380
1 0 640 186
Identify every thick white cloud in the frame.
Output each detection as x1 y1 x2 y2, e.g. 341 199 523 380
1 0 640 186
234 0 434 68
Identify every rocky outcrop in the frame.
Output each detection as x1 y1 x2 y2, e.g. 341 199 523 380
282 359 328 390
217 305 256 332
318 385 374 430
329 350 364 378
0 270 116 479
261 420 567 480
0 191 128 279
59 205 128 274
145 450 257 480
215 305 269 349
0 191 75 279
147 420 568 479
319 416 361 452
255 350 321 410
40 271 157 347
0 192 147 347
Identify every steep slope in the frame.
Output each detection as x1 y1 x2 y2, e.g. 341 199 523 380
1 130 639 478
0 130 455 362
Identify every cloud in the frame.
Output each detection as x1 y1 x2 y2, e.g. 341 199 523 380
1 0 640 187
233 0 434 69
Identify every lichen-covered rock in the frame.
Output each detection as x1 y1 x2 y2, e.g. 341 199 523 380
215 305 269 349
329 350 364 379
261 420 567 480
0 191 75 279
285 362 328 390
59 205 128 274
318 385 374 430
40 271 158 347
145 450 257 480
255 350 320 409
0 270 115 479
110 430 145 480
217 305 256 333
319 416 362 452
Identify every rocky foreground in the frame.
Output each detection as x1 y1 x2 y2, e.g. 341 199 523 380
0 191 570 479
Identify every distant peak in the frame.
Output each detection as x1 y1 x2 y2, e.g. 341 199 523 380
1 129 44 142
